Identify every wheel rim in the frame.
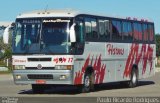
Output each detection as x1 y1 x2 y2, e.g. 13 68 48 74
84 76 90 87
132 72 137 84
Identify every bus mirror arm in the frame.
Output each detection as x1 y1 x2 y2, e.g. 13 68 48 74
70 23 76 43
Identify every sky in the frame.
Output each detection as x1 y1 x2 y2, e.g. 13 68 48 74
0 0 160 33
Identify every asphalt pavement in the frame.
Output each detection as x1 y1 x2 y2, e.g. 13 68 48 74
0 68 160 103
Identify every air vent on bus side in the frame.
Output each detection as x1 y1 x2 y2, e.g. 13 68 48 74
28 58 51 62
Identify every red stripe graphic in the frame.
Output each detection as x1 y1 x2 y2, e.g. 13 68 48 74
123 44 153 78
74 54 106 84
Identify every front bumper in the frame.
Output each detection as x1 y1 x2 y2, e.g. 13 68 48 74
13 70 73 85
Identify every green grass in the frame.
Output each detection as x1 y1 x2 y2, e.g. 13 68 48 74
0 70 12 74
156 64 160 67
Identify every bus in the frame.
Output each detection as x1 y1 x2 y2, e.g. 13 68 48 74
7 10 155 93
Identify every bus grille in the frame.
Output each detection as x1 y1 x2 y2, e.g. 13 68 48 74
27 74 53 79
25 67 55 70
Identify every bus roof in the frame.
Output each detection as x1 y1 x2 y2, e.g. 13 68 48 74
17 9 79 18
16 9 153 23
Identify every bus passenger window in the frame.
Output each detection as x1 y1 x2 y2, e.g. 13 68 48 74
111 20 122 41
98 19 110 40
138 23 142 41
133 23 138 41
148 24 154 42
122 21 133 41
91 19 98 38
104 20 110 37
133 23 142 41
142 24 148 42
85 18 92 40
85 18 98 41
98 20 105 37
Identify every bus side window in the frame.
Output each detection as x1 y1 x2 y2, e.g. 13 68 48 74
142 23 148 42
148 24 154 42
111 20 122 41
122 21 133 42
133 23 139 41
85 18 92 40
104 20 110 39
85 18 98 41
91 19 98 39
98 20 105 38
138 23 143 41
98 19 110 41
133 22 142 42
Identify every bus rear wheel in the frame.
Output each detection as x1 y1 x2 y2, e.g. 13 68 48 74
128 68 138 88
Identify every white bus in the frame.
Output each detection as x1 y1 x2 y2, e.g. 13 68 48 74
9 10 155 93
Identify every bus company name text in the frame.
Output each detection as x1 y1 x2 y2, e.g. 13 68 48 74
107 44 124 55
13 59 26 63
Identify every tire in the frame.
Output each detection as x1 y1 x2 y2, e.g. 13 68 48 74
81 72 95 93
32 84 45 93
128 68 138 88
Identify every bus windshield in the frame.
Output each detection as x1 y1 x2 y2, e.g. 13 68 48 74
13 18 73 54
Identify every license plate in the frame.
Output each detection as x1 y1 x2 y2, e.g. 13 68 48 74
36 80 46 84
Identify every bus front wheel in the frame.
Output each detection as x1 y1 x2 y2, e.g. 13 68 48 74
81 72 95 93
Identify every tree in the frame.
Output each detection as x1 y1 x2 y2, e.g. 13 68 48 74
155 34 160 56
0 29 12 59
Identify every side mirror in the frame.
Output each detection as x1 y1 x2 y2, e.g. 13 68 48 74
3 25 11 44
69 23 76 42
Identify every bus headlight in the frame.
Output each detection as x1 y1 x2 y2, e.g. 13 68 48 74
15 75 22 79
14 65 25 70
55 65 72 70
